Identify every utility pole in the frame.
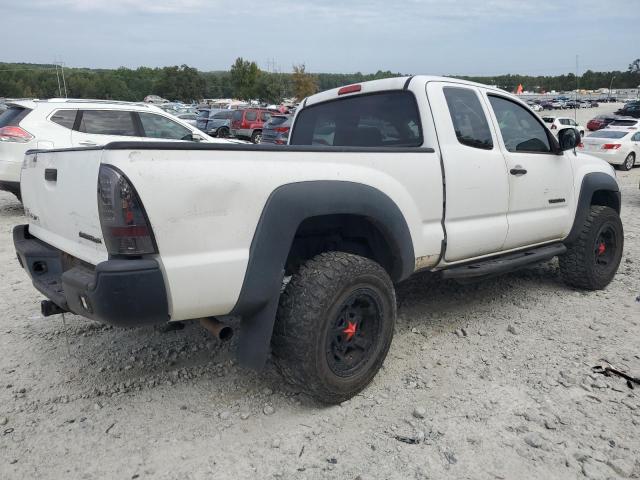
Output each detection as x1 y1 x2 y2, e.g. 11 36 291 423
575 54 579 122
60 62 68 98
55 63 62 97
608 75 616 102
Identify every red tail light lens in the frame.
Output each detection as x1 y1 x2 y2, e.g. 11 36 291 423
602 144 621 150
550 124 557 129
0 126 34 143
97 164 157 256
275 127 289 133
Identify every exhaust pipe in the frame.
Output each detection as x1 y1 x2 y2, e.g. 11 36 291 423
199 317 233 341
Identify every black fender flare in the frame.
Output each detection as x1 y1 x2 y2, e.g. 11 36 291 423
230 180 415 368
565 172 621 244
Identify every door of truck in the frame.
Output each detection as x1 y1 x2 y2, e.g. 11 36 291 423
482 93 574 249
426 82 510 261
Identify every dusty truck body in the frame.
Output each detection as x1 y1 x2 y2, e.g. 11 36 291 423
14 76 622 403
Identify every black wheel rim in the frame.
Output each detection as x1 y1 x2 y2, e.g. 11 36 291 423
326 289 382 377
593 223 617 271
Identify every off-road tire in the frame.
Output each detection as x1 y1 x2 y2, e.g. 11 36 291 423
559 205 623 290
272 252 396 404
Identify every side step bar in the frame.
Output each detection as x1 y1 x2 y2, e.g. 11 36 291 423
441 243 566 280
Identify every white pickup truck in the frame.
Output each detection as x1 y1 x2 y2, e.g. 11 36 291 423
14 76 623 403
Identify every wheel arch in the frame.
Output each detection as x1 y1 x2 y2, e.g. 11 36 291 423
231 181 415 318
565 172 620 244
229 181 415 368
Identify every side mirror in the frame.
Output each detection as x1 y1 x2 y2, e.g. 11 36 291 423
558 128 581 152
184 133 204 142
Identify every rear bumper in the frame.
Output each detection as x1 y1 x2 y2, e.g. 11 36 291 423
13 225 169 327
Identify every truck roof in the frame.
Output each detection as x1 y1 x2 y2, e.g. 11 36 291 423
304 75 509 107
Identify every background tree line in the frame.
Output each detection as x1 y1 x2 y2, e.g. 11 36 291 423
1 58 638 103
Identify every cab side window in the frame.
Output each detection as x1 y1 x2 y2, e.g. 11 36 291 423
488 95 551 153
443 87 493 150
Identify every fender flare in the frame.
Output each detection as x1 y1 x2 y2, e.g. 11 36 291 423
565 172 620 244
230 180 415 368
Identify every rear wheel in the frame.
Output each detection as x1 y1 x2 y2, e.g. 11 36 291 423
620 153 635 171
251 130 262 144
560 206 623 290
272 252 396 404
217 127 229 138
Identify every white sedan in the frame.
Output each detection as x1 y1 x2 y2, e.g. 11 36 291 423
580 129 640 170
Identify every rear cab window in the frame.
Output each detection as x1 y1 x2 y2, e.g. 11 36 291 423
290 91 423 147
443 87 493 150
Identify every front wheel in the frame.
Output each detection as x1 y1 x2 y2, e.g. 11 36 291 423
217 127 229 138
272 252 396 404
559 206 623 290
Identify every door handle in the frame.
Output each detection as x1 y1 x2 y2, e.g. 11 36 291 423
78 141 97 146
510 167 528 176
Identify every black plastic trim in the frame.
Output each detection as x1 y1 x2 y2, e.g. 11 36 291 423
0 180 21 197
441 243 566 280
403 76 414 90
13 225 168 327
26 142 435 155
565 172 621 244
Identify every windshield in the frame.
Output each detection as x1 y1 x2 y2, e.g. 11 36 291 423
587 130 629 139
290 91 423 147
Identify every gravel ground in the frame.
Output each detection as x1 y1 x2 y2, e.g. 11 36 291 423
1 115 639 479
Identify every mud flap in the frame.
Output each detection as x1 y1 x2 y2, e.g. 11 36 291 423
235 296 280 369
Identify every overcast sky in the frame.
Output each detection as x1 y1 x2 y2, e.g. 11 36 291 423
3 0 638 75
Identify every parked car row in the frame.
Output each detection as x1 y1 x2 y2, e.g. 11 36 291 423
0 99 240 200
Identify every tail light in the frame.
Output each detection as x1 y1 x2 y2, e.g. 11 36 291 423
602 144 621 150
0 126 34 143
275 127 289 133
550 125 557 130
97 164 157 256
338 84 362 95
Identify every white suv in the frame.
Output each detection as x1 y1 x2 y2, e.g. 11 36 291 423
541 116 585 137
0 99 226 199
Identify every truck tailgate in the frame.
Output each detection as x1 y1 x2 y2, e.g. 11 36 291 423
21 148 108 265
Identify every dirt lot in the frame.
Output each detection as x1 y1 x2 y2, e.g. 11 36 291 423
1 117 639 479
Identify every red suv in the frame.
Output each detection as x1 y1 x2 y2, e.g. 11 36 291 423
230 108 274 143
